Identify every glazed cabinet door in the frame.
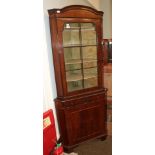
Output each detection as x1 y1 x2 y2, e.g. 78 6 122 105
57 19 103 95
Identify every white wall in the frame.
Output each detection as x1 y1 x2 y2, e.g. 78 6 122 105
43 14 58 137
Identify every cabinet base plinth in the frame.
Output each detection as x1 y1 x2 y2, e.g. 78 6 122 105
63 134 107 153
100 135 107 141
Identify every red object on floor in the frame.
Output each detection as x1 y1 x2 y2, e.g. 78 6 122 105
43 109 57 155
53 146 64 155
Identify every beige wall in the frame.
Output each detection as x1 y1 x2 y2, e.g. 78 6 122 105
101 0 112 39
86 0 101 10
87 0 112 38
44 0 91 14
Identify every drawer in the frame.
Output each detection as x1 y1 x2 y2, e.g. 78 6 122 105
63 93 105 108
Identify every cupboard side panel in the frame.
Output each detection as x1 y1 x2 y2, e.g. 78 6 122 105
49 15 64 97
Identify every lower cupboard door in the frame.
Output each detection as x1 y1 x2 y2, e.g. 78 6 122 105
65 103 106 145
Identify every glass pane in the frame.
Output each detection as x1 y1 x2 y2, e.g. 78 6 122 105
82 46 97 60
66 69 83 92
83 60 97 68
81 23 94 28
66 70 82 82
67 80 83 92
64 47 81 61
65 63 82 72
81 23 96 45
62 22 99 92
84 77 98 88
84 67 97 79
84 67 98 88
64 47 82 71
63 23 80 46
64 23 80 29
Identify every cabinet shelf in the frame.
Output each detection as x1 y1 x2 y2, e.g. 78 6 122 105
65 59 82 64
63 44 97 48
66 73 97 82
64 28 80 30
65 66 97 72
66 74 82 82
84 74 97 80
65 59 97 65
64 27 95 30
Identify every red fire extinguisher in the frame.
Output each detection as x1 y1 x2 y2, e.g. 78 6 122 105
53 143 64 155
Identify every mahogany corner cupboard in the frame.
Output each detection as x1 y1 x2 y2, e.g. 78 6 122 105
48 5 107 152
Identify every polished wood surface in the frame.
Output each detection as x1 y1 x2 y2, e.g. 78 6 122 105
55 90 107 147
48 5 103 19
48 5 107 152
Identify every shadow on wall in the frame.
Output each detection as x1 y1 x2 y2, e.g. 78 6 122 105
43 15 57 98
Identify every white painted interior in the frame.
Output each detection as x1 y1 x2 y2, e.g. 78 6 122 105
43 0 112 139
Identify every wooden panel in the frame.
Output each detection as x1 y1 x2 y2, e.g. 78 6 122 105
62 93 105 107
55 92 106 147
48 5 103 19
64 98 106 145
49 16 64 97
104 63 112 73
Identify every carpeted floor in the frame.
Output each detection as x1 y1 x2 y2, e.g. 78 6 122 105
73 136 112 155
